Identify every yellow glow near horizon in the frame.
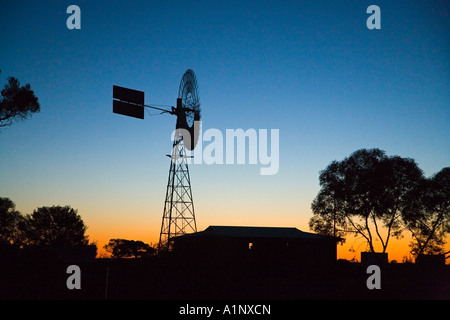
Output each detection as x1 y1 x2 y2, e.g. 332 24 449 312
84 205 449 261
12 197 449 261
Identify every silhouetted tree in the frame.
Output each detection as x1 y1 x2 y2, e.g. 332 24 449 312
403 167 450 257
0 197 24 245
23 205 89 246
309 148 424 253
0 71 40 128
104 239 156 258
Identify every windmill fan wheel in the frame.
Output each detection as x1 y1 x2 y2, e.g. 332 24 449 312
176 69 201 151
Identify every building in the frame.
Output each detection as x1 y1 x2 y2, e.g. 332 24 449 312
171 225 339 276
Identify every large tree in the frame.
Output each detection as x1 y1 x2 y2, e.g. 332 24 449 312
309 148 424 253
403 167 450 257
23 205 89 246
0 72 40 128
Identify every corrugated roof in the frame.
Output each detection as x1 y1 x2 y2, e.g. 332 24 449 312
172 225 334 240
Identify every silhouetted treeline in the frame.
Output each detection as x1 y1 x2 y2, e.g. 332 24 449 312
104 238 157 258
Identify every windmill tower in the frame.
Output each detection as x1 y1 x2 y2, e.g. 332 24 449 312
112 69 201 252
159 70 200 250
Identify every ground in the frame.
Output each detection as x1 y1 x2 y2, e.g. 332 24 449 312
1 252 448 300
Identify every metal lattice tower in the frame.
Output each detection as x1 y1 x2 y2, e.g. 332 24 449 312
158 135 197 250
112 69 200 252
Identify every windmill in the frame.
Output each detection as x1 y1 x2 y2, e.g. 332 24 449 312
112 69 201 251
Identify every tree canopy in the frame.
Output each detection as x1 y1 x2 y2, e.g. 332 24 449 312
0 72 40 128
309 148 425 253
23 205 89 246
0 197 23 245
104 239 156 258
0 199 90 247
403 167 450 256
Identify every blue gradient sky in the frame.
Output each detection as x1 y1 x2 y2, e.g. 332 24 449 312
0 0 449 259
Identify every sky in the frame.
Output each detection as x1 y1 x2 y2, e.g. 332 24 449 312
0 0 449 260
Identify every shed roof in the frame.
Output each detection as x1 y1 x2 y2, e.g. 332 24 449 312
172 225 336 241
